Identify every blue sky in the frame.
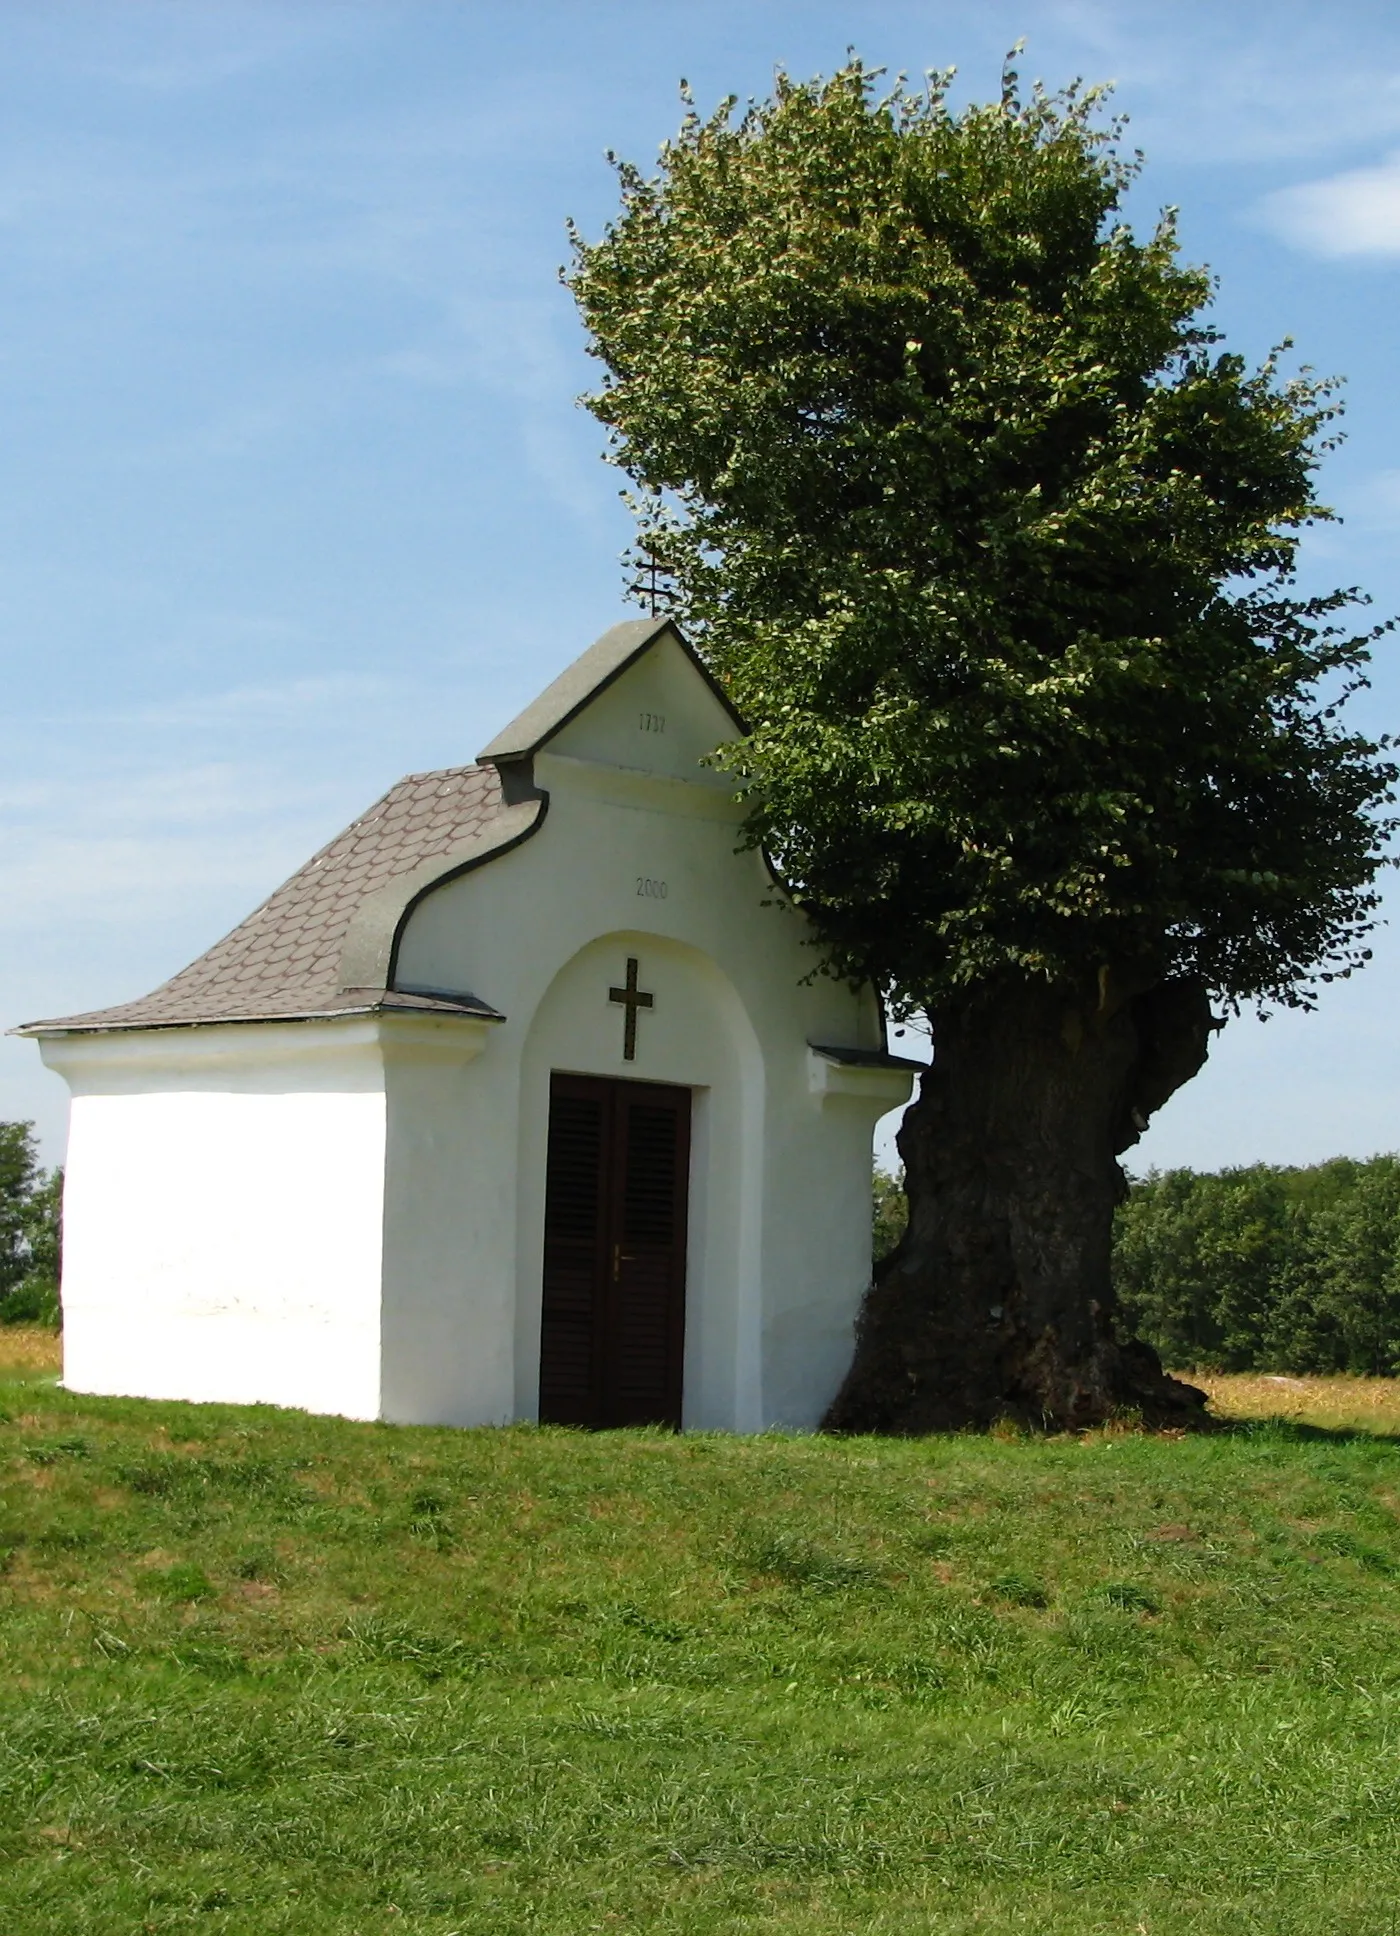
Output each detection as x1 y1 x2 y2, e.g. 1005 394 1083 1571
4 0 1400 1173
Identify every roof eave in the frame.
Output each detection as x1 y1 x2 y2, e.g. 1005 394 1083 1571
11 990 507 1038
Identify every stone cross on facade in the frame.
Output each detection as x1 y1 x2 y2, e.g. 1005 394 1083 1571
608 956 654 1061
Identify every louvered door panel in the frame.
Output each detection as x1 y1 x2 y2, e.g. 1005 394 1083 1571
538 1081 608 1425
611 1098 688 1427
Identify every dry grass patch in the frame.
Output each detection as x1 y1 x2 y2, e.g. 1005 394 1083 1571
0 1328 61 1376
1194 1370 1400 1433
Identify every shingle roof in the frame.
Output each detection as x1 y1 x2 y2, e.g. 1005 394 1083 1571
19 764 518 1034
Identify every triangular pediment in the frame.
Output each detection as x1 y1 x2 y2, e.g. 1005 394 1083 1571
477 617 743 785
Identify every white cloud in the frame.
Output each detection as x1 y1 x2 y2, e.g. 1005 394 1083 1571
14 671 396 742
0 826 305 927
1259 150 1400 256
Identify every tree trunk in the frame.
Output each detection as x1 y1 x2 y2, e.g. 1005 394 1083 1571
823 973 1217 1434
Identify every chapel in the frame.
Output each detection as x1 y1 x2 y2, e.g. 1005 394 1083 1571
20 617 918 1431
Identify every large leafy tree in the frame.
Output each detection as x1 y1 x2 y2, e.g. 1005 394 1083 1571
569 59 1395 1430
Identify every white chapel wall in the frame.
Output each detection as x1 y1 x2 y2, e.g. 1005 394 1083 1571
42 1024 388 1418
378 1018 519 1426
760 1042 902 1426
542 631 740 785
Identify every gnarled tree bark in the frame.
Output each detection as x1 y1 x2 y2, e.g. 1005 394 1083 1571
824 973 1217 1434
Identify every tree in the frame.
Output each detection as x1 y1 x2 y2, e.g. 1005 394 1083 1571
1114 1157 1400 1377
1114 1164 1298 1370
569 58 1396 1430
0 1121 61 1326
0 1121 41 1301
872 1165 909 1264
1288 1159 1400 1375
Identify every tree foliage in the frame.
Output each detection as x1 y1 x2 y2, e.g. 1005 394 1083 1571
1115 1156 1400 1374
872 1165 909 1263
0 1122 61 1327
570 58 1395 1016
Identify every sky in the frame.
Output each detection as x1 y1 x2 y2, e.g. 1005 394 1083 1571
3 0 1400 1176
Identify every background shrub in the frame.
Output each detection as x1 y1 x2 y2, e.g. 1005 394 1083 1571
872 1166 908 1264
1114 1156 1400 1374
0 1122 61 1327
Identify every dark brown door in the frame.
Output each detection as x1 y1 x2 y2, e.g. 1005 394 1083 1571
539 1072 690 1429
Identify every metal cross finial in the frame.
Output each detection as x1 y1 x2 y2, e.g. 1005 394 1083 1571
608 956 654 1061
626 541 678 619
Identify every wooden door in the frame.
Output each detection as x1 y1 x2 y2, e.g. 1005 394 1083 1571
538 1072 690 1429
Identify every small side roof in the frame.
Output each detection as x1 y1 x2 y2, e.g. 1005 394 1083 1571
808 1043 927 1073
16 765 521 1036
477 615 744 763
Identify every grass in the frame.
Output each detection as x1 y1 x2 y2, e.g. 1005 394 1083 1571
0 1325 64 1377
1192 1368 1400 1434
3 1334 1400 1931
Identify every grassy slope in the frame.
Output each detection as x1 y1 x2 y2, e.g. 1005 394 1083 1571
3 1339 1400 1934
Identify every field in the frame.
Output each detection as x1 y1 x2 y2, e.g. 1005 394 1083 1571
4 1330 1400 1934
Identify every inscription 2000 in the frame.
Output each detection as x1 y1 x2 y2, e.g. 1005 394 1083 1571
636 877 669 900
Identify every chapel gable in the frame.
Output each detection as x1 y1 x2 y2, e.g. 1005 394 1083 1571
478 616 743 787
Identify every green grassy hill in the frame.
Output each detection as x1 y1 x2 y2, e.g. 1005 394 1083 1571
4 1352 1400 1933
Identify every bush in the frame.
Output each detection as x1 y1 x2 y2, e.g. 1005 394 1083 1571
873 1165 908 1264
1114 1156 1400 1374
0 1122 62 1327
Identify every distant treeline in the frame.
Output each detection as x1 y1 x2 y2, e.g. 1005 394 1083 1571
875 1156 1400 1376
0 1123 61 1327
1114 1157 1400 1376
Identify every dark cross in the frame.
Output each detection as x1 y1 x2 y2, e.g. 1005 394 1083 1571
626 541 678 618
609 956 654 1061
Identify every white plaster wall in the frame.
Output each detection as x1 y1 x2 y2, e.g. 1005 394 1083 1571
42 1024 390 1417
544 631 739 786
378 1022 517 1426
760 1073 903 1427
